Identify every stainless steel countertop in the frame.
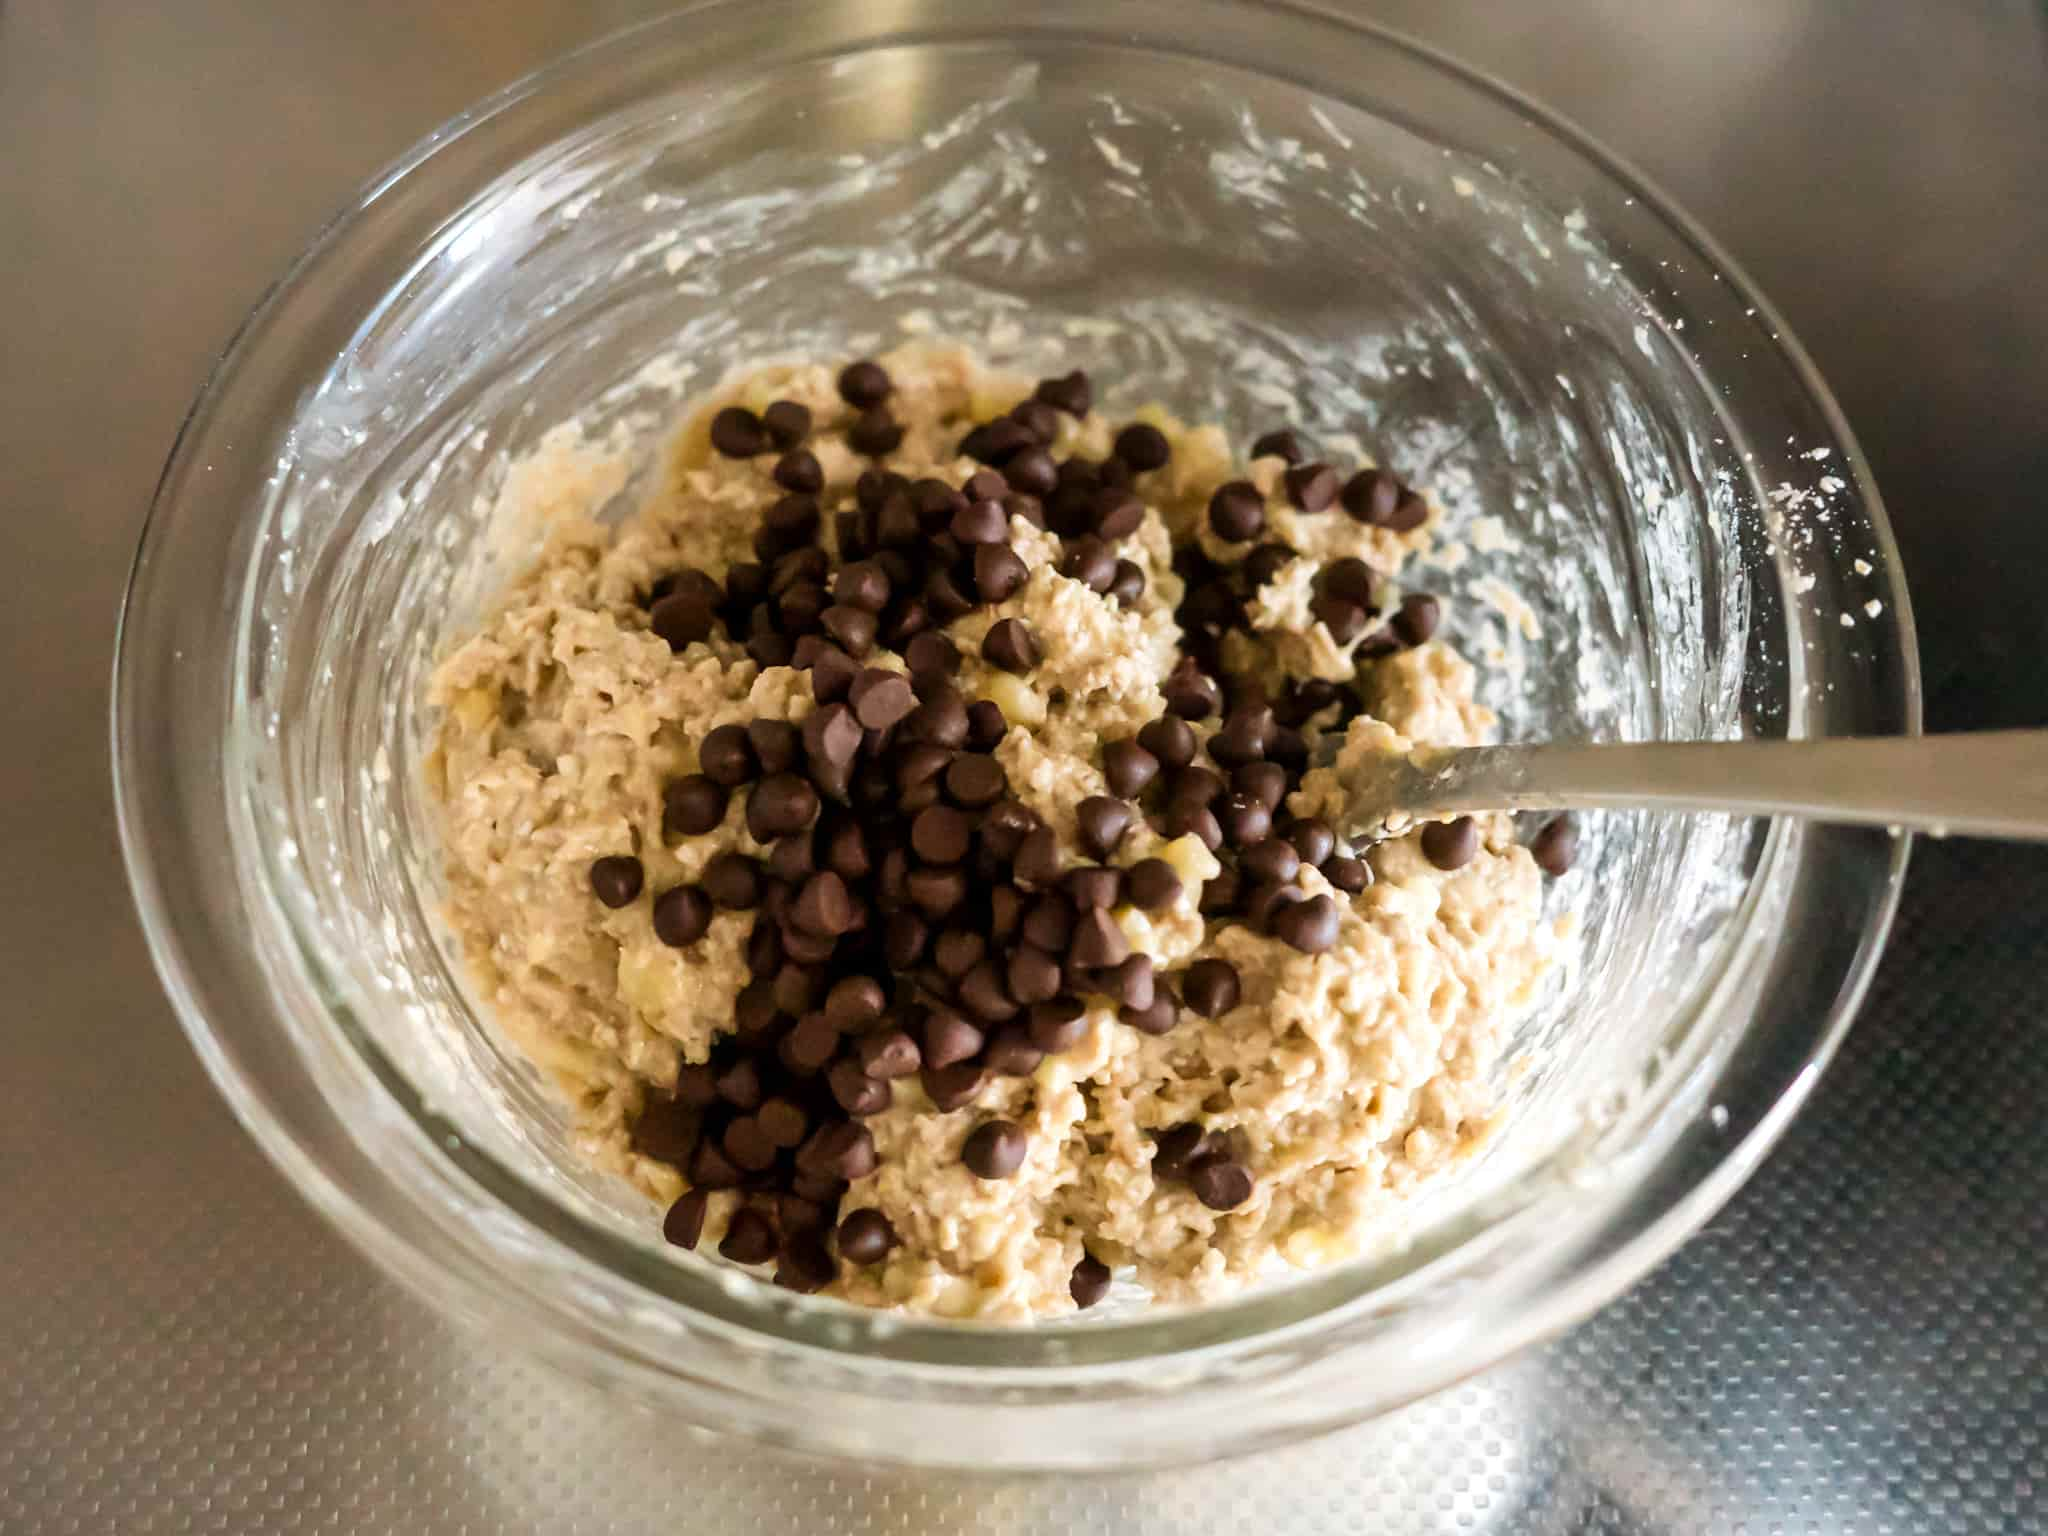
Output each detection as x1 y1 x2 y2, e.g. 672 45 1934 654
6 2 2045 1530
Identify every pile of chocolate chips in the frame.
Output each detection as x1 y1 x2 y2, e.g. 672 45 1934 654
605 357 1576 1306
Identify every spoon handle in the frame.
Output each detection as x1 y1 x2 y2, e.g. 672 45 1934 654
1388 731 2048 841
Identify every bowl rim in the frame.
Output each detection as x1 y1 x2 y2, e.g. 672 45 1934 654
112 0 1918 1421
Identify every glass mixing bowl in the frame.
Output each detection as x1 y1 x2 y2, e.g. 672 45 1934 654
113 0 1915 1470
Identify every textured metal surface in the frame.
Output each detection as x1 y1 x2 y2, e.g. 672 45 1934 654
5 0 2046 1532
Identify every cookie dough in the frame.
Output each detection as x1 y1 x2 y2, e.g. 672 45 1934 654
425 344 1568 1319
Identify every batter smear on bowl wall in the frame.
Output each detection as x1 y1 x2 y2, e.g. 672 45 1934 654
424 344 1575 1319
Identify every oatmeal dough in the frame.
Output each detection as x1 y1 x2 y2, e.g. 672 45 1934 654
427 345 1566 1318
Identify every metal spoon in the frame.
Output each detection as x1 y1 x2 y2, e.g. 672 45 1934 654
1344 731 2048 841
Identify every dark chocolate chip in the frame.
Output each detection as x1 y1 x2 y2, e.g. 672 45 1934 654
762 399 812 449
747 773 820 841
589 855 644 908
1070 1253 1112 1308
1021 893 1076 953
1421 816 1480 871
1181 959 1240 1018
883 908 929 968
933 927 986 979
1311 593 1369 644
1393 592 1441 647
1004 445 1058 496
652 885 713 947
699 724 758 788
849 669 916 730
1233 762 1288 814
921 1061 989 1112
1112 953 1155 1011
1530 814 1579 876
943 753 1006 809
1240 837 1301 887
663 776 726 839
1006 945 1064 1006
1242 542 1294 591
720 1207 779 1264
809 645 861 705
1069 907 1130 968
921 1008 984 1069
904 631 959 681
715 1056 765 1111
793 870 859 936
1250 428 1304 464
906 864 968 918
774 1227 839 1293
1322 855 1370 894
1076 796 1134 860
837 359 893 408
836 1207 897 1265
1341 467 1400 524
984 1025 1044 1078
650 588 720 649
1191 1159 1254 1211
903 685 969 748
796 1120 878 1181
1108 560 1146 606
982 618 1041 674
973 542 1028 603
1207 480 1265 542
1012 827 1063 889
1137 716 1197 771
911 805 973 865
1099 739 1159 799
773 449 824 494
1094 490 1146 541
703 852 763 910
957 961 1020 1023
1272 893 1339 953
1113 422 1171 472
1060 539 1116 593
1242 879 1304 931
690 1139 743 1191
962 1120 1028 1180
848 409 903 456
828 1059 891 1117
1162 667 1222 721
1287 819 1336 868
1065 867 1123 912
1283 462 1341 512
1125 859 1182 911
1163 803 1223 853
710 406 769 459
1009 398 1062 446
1026 997 1088 1053
663 1190 710 1250
1034 370 1092 416
674 1064 719 1109
773 963 825 1016
952 497 1009 545
1321 556 1375 606
857 1027 921 1078
1120 988 1179 1035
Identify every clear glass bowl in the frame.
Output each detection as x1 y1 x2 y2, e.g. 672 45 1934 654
113 0 1915 1470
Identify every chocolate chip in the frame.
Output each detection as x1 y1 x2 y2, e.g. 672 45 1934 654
1035 370 1092 416
1112 953 1155 1011
973 542 1028 603
984 1026 1044 1078
1284 819 1335 868
793 870 859 936
961 416 1035 466
1137 716 1196 772
674 1064 719 1108
883 908 928 968
857 1027 921 1078
920 1062 988 1112
963 468 1009 502
930 927 984 979
1387 488 1428 531
699 724 757 788
703 852 764 910
1320 556 1375 607
1119 989 1179 1035
957 960 1019 1023
849 669 916 730
1017 893 1072 953
1069 907 1130 969
1283 462 1341 512
1095 490 1145 541
1421 816 1479 870
1010 399 1061 446
720 1207 779 1264
982 618 1041 674
948 496 1006 545
1182 959 1240 1017
1070 1253 1112 1308
1272 893 1339 953
732 978 779 1042
690 1139 742 1191
1242 880 1304 931
775 1227 838 1293
757 1096 809 1149
1341 467 1399 524
773 449 824 494
809 645 861 705
1118 859 1177 912
1151 1123 1210 1180
1191 1159 1254 1212
773 963 825 1015
663 1190 709 1250
1311 593 1368 644
1070 796 1129 860
828 1059 891 1117
837 359 893 408
1322 855 1370 894
662 776 725 840
1530 814 1579 876
848 408 903 456
1061 539 1116 593
1250 428 1304 464
652 885 713 947
589 855 643 908
921 1007 984 1069
1234 762 1288 815
1004 445 1058 496
1163 667 1222 721
1113 422 1171 472
924 566 975 623
650 586 719 649
1393 592 1441 647
1241 837 1301 886
836 1207 897 1265
1010 827 1062 890
796 1120 878 1181
758 493 821 559
747 774 820 841
1108 560 1146 606
962 1119 1027 1179
781 925 836 965
1207 480 1265 542
901 805 965 866
902 685 969 749
710 406 769 459
1216 793 1272 849
900 634 956 684
715 1056 765 1111
761 398 812 449
942 754 1006 810
1065 867 1123 912
906 864 968 918
631 1093 700 1166
1006 945 1064 1006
